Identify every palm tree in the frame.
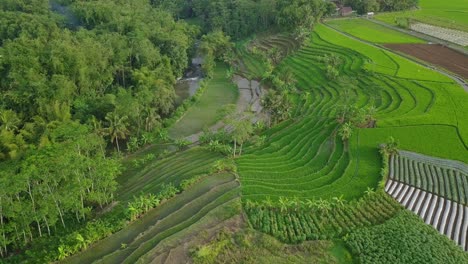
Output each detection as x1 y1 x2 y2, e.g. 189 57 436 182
332 195 345 208
365 187 375 196
104 112 129 153
365 105 377 127
338 122 353 151
0 110 20 132
278 197 289 212
305 199 316 210
244 199 255 211
382 136 399 155
317 198 331 213
143 107 160 132
289 196 300 211
264 196 273 208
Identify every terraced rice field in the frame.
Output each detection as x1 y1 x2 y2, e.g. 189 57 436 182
237 24 468 203
252 34 301 56
65 173 240 263
117 147 223 201
168 64 238 139
385 150 468 250
236 34 301 79
326 18 425 44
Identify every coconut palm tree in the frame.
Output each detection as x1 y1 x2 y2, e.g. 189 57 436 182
278 197 289 212
104 112 129 153
0 110 20 132
264 196 273 208
339 122 353 151
382 136 399 155
365 187 375 196
305 199 316 210
332 195 346 208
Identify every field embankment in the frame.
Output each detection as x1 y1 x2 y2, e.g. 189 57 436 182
64 173 240 263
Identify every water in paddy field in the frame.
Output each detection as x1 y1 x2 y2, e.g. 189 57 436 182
175 55 203 106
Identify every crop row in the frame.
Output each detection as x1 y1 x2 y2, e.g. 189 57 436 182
245 191 401 243
119 148 222 201
386 179 467 251
389 152 468 205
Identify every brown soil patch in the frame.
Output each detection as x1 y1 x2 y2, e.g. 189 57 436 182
384 44 468 79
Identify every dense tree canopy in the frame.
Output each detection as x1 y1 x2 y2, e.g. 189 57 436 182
172 0 331 39
344 0 419 14
0 0 199 257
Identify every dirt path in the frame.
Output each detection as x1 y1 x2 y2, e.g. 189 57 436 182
323 23 468 93
184 75 265 144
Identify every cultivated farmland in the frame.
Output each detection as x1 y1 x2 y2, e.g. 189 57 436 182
376 0 468 33
65 173 240 263
326 18 425 44
385 150 468 250
238 24 468 203
385 43 468 79
410 23 468 46
168 64 238 139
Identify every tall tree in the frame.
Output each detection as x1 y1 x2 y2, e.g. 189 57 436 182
104 112 129 153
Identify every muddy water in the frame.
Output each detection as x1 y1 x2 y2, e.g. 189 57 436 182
174 77 201 106
174 50 203 106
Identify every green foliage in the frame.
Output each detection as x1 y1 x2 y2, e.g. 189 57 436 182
344 210 468 263
245 190 402 243
190 0 328 39
261 89 293 126
0 121 122 259
344 0 418 14
211 159 237 174
179 175 205 191
192 231 231 264
175 138 192 150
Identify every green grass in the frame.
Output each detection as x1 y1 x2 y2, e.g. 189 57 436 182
168 64 238 138
326 18 425 44
237 23 468 203
359 126 468 163
376 0 468 32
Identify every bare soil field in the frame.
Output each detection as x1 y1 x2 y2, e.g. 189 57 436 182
384 43 468 79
